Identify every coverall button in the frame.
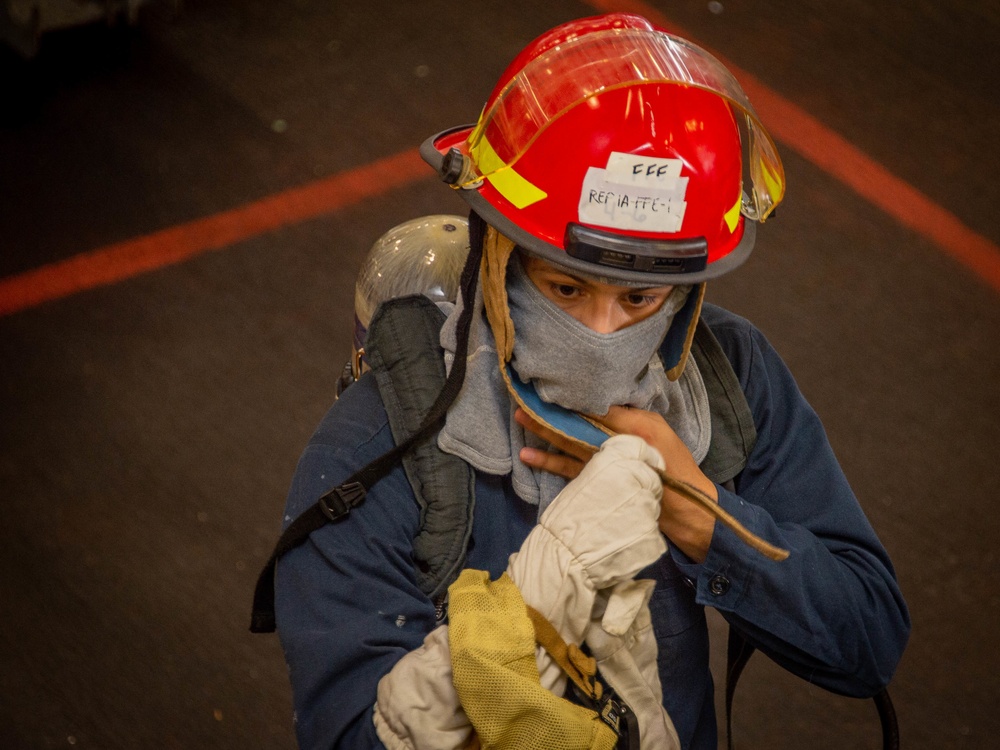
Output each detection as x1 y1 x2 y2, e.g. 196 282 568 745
708 574 731 596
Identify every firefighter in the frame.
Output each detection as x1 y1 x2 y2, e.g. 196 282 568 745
272 13 909 749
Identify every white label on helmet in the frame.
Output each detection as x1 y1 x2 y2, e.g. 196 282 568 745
578 153 688 233
605 153 683 184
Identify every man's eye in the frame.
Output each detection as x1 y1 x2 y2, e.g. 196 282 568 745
552 284 579 298
626 293 658 307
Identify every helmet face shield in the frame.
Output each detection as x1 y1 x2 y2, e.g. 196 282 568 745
422 16 785 284
462 28 784 221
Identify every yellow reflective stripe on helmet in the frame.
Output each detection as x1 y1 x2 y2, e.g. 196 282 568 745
471 136 548 209
760 158 785 214
724 195 741 233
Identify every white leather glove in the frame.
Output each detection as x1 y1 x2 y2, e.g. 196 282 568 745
586 581 681 750
372 625 473 750
374 435 669 748
507 434 668 692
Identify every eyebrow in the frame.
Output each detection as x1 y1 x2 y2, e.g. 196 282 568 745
541 268 670 293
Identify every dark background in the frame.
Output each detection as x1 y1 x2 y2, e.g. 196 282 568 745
1 1 998 747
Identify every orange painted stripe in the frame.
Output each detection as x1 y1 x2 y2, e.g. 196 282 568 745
2 11 998 316
585 0 1000 293
0 148 429 317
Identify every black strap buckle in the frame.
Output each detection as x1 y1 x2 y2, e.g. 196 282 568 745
599 690 640 749
569 680 639 750
318 481 366 521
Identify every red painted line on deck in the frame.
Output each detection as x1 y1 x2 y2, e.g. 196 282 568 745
586 0 1000 293
2 8 999 317
0 148 428 317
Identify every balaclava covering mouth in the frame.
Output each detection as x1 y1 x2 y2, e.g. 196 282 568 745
478 223 705 445
438 218 712 510
504 248 687 415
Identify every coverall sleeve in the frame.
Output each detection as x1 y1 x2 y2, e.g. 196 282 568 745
274 378 437 750
672 316 910 696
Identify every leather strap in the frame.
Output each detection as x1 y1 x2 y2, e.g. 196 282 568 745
525 604 601 701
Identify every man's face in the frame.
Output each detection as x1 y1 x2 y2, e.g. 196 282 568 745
521 255 674 334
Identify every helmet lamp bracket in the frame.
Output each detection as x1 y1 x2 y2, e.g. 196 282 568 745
440 147 483 189
564 223 708 275
439 148 465 184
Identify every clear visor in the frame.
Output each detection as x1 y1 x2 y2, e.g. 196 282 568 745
461 28 784 221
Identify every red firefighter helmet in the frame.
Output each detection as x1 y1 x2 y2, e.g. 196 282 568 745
421 13 785 284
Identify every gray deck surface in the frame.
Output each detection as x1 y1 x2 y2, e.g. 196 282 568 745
2 1 998 747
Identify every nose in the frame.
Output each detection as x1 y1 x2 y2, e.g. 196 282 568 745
577 296 624 334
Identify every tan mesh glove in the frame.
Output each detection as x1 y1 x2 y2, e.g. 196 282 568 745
449 569 618 750
507 434 668 693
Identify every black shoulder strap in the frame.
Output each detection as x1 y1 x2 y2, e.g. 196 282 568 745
249 235 484 633
692 319 901 749
687 316 757 485
725 629 899 750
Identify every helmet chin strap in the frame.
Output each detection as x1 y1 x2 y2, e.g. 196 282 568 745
663 283 706 381
480 225 516 363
